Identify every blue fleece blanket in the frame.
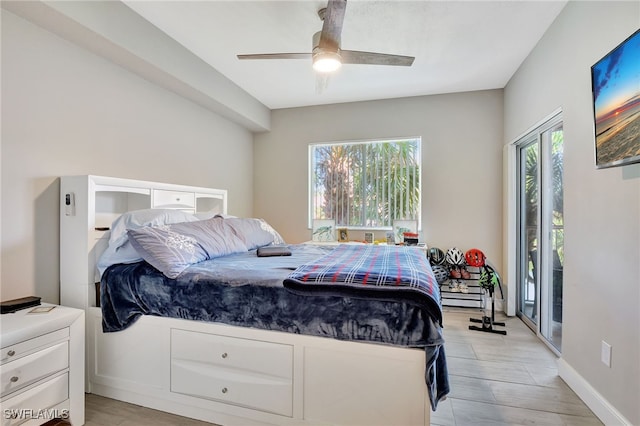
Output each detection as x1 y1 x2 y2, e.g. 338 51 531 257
100 244 448 410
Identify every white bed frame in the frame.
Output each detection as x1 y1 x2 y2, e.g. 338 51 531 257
60 175 431 426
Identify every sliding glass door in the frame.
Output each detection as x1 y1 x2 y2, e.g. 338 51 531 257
516 115 564 351
519 140 539 325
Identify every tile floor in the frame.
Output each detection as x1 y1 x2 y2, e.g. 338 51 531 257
85 393 211 426
432 307 601 426
84 308 602 426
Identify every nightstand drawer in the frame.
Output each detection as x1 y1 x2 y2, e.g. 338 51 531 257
1 342 68 398
152 190 195 209
1 372 68 426
1 329 68 365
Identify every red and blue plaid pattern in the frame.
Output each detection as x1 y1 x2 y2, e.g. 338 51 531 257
284 244 442 324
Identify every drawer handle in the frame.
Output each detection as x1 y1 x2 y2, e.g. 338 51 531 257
7 350 15 357
221 352 228 359
10 376 19 383
221 387 228 394
175 197 181 202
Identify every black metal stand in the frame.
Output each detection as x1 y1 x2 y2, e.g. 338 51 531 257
469 286 506 335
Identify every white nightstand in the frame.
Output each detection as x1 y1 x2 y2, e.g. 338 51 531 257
0 304 84 426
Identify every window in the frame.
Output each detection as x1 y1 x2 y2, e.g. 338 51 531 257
309 137 421 229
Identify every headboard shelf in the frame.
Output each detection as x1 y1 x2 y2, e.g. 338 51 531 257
95 189 151 229
196 193 225 213
60 175 228 311
95 184 152 195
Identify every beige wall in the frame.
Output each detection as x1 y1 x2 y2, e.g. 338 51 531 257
1 11 255 303
504 1 639 424
254 90 504 269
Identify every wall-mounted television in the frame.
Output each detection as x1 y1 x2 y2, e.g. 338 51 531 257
590 28 640 169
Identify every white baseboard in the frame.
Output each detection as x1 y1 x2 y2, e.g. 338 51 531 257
557 358 631 425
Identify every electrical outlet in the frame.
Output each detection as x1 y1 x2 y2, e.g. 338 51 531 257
601 341 612 367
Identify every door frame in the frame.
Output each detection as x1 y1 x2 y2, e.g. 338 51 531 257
504 108 563 355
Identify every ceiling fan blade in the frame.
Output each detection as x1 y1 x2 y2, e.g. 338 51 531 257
341 50 415 66
237 53 312 60
319 0 347 51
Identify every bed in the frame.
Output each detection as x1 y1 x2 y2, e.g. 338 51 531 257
60 175 448 426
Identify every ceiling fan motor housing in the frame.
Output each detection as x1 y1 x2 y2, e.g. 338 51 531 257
312 31 340 55
312 31 342 72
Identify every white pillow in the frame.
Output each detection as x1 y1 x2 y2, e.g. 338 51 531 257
109 209 199 250
96 240 142 277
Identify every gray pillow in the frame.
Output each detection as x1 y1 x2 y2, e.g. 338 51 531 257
225 218 285 250
128 217 248 278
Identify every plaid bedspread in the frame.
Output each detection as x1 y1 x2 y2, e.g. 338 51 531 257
284 244 442 325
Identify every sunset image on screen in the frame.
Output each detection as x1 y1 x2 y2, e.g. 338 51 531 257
592 30 640 167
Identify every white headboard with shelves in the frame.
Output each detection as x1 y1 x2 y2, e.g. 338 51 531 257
60 175 227 311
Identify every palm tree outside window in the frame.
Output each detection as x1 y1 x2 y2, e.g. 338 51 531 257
309 138 421 229
516 115 564 351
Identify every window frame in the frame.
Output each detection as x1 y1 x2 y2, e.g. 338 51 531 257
308 136 422 231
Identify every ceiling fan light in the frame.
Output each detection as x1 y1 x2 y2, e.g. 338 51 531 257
313 52 342 73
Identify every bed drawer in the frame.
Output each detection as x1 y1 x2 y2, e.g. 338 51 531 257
152 190 195 209
170 330 293 416
1 342 68 398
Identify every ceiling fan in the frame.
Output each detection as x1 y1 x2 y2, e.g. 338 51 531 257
237 0 415 73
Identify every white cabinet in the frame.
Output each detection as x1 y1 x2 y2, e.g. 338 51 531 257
0 305 84 426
